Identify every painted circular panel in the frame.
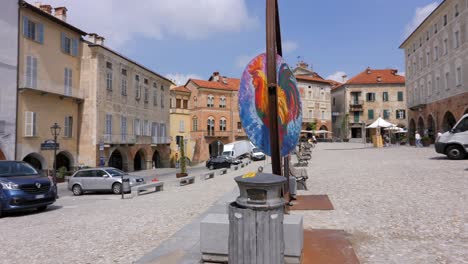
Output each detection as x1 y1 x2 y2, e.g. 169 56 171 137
239 53 302 157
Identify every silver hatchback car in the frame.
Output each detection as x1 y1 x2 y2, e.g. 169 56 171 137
67 167 145 195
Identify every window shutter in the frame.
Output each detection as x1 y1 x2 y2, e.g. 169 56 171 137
61 32 66 52
72 38 78 56
32 57 38 88
23 16 29 37
25 112 32 136
37 23 44 43
32 112 37 136
64 68 68 94
68 69 72 95
26 56 32 87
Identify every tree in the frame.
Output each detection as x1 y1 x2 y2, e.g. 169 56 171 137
179 138 187 174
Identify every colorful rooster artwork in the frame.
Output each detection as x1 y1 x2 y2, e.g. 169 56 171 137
239 53 302 156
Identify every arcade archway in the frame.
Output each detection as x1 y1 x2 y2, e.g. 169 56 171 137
0 148 5 160
134 149 146 171
23 153 46 171
442 111 456 132
209 140 224 158
152 150 161 168
109 149 123 170
56 151 73 171
417 117 425 135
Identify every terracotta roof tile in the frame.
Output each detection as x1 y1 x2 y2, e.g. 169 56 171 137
190 78 240 91
295 75 331 84
346 68 405 85
171 85 191 93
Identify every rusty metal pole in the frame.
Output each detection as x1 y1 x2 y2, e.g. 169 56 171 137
266 0 282 176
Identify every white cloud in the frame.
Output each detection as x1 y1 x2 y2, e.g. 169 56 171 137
40 0 258 49
235 55 254 69
404 2 440 38
326 71 348 83
165 73 202 86
282 40 298 53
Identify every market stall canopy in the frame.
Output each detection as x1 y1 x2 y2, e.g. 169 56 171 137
366 117 395 128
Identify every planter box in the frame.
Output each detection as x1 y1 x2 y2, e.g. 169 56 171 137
176 172 188 178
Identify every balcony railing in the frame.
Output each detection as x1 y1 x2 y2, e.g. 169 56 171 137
349 100 364 112
151 136 171 144
204 130 230 138
103 134 136 144
19 78 84 99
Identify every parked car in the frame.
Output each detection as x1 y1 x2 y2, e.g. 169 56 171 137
251 148 266 161
435 114 468 160
68 167 145 196
0 161 57 217
206 156 232 170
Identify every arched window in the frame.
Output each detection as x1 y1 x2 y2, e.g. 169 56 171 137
192 117 198 132
220 117 227 131
207 117 215 136
219 96 226 108
207 94 214 107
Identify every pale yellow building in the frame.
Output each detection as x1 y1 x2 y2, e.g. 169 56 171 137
169 86 194 166
16 2 86 172
79 35 174 171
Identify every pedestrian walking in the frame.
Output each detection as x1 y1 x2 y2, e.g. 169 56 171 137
415 132 422 147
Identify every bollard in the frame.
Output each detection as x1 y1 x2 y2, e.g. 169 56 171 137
228 172 286 264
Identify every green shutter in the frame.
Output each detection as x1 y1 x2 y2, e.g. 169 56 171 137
398 91 403 101
368 109 374 120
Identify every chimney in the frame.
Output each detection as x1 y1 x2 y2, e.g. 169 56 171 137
87 33 98 44
366 67 371 74
342 74 348 83
96 36 105 45
39 4 52 14
212 72 220 82
54 7 68 22
34 2 42 8
391 69 398 75
297 61 309 69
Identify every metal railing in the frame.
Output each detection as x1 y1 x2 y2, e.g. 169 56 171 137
151 136 171 144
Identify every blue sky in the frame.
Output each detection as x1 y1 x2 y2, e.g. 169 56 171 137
45 0 441 84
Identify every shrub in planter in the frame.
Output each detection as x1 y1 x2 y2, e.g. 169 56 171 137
176 139 188 178
421 136 431 147
408 136 415 146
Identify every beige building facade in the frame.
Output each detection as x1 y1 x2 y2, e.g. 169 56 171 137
79 37 173 171
16 2 86 172
169 86 194 166
400 0 468 140
293 62 333 137
331 68 407 141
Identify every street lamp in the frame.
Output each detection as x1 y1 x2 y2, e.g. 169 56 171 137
50 123 61 180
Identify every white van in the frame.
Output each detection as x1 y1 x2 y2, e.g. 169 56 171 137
435 114 468 160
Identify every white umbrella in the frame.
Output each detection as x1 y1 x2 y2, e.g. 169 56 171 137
314 130 332 134
366 117 395 128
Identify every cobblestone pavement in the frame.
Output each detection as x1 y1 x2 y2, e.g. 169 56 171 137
1 144 466 264
294 143 468 264
0 161 262 264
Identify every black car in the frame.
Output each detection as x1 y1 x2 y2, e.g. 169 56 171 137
206 156 231 170
0 161 57 217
